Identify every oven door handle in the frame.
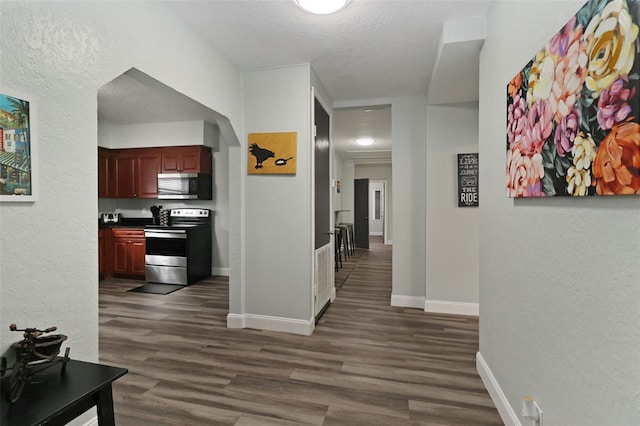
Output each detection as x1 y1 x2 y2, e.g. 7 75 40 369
144 230 187 239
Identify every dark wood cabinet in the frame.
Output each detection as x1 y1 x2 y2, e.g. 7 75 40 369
113 152 137 198
99 228 105 280
98 148 112 198
98 146 209 199
110 228 145 280
137 151 161 198
109 149 160 199
161 146 212 174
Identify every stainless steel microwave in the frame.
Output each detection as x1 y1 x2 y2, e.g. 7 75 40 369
157 173 212 200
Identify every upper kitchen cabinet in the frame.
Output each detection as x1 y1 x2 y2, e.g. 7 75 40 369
111 148 161 199
98 147 113 198
98 146 211 199
161 146 212 174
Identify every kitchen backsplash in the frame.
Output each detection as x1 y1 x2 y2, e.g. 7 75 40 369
98 198 201 218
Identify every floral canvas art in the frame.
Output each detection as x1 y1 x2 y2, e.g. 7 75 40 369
506 0 640 197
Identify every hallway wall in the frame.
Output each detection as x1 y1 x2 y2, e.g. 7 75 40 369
240 64 314 332
425 102 479 312
478 1 640 424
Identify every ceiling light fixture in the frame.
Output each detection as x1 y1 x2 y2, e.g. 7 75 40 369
355 138 375 146
295 0 350 15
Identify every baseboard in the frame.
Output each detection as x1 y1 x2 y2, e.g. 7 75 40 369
227 313 244 328
385 240 392 245
331 286 336 302
211 267 230 277
226 313 314 336
476 352 521 426
369 232 383 236
424 299 479 316
390 294 425 309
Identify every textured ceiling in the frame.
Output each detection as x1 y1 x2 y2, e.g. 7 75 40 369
167 0 492 102
99 1 492 164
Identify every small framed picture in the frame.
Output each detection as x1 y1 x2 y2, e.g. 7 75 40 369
0 91 37 202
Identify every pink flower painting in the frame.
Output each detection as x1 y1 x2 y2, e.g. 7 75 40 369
506 0 639 197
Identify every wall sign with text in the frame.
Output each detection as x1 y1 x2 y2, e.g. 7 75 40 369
458 153 478 207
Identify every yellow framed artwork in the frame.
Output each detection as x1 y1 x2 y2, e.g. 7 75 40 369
248 132 297 175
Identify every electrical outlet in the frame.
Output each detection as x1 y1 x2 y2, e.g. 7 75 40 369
522 396 543 426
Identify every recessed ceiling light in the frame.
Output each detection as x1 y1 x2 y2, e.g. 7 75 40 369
296 0 350 15
355 138 375 146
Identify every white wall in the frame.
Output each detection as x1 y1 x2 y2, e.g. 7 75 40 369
238 64 313 332
339 160 355 224
99 120 207 149
0 0 242 378
354 163 393 242
478 2 640 425
426 103 479 310
391 96 427 305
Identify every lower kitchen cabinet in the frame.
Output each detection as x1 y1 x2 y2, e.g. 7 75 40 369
104 228 146 280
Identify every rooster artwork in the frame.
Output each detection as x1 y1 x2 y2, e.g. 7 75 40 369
249 143 275 169
247 132 297 175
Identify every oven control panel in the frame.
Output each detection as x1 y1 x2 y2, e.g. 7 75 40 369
170 209 210 218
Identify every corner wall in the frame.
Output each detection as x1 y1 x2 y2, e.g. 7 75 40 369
238 64 314 333
425 103 479 314
478 1 640 424
391 96 427 306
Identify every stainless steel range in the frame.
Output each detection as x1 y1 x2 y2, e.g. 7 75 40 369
144 208 212 285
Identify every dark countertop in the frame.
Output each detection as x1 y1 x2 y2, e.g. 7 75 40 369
98 217 154 229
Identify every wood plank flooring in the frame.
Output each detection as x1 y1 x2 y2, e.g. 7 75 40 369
99 238 502 425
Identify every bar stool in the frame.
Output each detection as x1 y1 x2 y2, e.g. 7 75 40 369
336 224 349 261
334 226 343 270
340 223 355 255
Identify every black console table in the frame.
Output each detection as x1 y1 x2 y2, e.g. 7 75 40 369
1 359 127 426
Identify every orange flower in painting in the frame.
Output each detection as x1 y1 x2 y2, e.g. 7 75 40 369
592 122 640 195
508 72 522 99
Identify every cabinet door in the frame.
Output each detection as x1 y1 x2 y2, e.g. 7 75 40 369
161 146 212 174
180 147 201 173
98 148 111 198
98 229 104 278
129 239 146 278
137 152 160 198
113 153 137 198
161 149 181 173
113 237 129 275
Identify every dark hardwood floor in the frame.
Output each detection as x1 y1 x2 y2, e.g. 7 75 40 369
99 237 502 425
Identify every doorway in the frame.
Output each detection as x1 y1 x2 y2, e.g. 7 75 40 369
354 178 369 249
369 180 385 243
313 96 333 319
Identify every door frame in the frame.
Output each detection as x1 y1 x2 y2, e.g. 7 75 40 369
310 87 335 320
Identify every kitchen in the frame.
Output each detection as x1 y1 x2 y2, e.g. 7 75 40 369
98 69 231 290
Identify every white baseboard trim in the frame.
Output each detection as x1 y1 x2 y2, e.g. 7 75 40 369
226 313 314 336
227 313 244 328
424 299 479 316
391 294 425 309
385 240 392 245
476 352 521 426
211 267 230 277
331 286 336 302
369 232 383 236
